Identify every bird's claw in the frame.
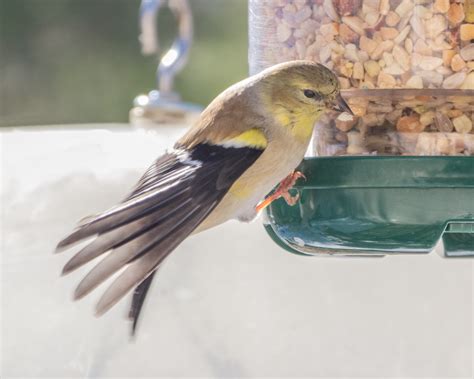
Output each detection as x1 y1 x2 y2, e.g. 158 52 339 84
281 190 300 206
256 171 306 212
281 171 306 189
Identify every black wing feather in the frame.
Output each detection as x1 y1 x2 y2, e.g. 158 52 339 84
57 143 263 333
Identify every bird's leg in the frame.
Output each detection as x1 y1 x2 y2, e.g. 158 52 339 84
256 171 306 212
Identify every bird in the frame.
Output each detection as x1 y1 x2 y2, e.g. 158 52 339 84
56 60 352 334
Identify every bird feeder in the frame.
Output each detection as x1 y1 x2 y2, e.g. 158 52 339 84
249 0 474 257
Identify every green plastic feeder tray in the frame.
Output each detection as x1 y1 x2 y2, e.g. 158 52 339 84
264 156 474 258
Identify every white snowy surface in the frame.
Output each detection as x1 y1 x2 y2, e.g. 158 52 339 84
1 124 473 378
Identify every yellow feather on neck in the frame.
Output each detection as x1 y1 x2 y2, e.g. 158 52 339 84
274 107 324 141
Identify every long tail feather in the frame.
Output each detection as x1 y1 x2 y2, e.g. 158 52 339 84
129 270 157 336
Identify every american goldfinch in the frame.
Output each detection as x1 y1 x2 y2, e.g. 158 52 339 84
56 60 352 333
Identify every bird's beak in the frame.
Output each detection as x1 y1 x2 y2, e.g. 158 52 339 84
329 93 354 115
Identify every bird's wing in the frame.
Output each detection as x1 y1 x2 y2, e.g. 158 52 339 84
57 140 265 322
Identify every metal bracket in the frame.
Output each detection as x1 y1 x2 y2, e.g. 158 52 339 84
139 0 193 96
131 0 202 126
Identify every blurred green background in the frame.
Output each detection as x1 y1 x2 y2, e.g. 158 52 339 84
0 0 247 126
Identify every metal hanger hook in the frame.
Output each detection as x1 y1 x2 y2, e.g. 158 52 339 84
139 0 193 96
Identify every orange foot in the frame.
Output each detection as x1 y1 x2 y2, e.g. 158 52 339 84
256 171 306 212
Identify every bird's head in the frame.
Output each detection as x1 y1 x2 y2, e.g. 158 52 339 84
257 60 352 127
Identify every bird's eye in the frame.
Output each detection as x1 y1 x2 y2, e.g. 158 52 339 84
303 89 321 99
